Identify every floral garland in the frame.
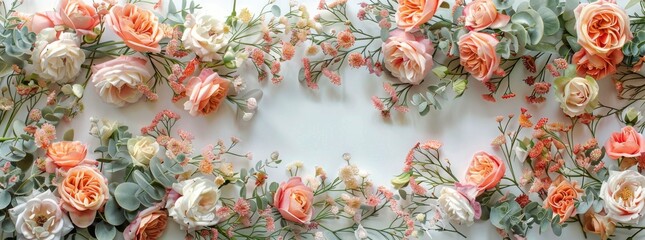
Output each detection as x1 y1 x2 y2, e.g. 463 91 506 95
0 0 644 239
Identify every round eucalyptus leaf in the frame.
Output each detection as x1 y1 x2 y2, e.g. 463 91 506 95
0 190 10 209
104 197 125 226
114 182 141 211
95 221 116 240
538 8 559 36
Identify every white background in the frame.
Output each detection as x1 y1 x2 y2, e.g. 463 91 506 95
18 0 638 239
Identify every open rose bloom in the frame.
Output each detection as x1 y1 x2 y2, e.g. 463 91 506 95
273 177 314 224
58 0 100 35
544 176 582 222
382 30 434 85
600 170 645 224
107 4 163 53
396 0 441 31
9 190 73 240
464 151 505 195
605 126 645 160
124 204 168 240
184 69 230 116
463 0 510 31
58 166 109 228
45 141 97 173
458 31 501 82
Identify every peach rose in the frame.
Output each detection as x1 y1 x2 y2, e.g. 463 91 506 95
605 126 645 160
58 166 109 228
107 4 163 53
273 177 314 224
464 151 505 195
382 29 434 85
396 0 442 32
26 12 62 34
124 204 168 240
183 69 230 116
575 0 632 56
463 0 510 31
544 176 582 222
573 49 623 80
92 56 152 107
458 31 501 81
59 0 100 35
582 211 615 240
45 141 97 173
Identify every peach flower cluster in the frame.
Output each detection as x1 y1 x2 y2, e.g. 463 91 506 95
573 0 632 80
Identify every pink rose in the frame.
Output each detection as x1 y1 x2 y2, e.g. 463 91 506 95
575 0 632 56
45 141 97 173
273 177 314 224
59 0 100 35
107 4 163 53
464 151 505 195
124 204 168 240
463 0 510 31
26 12 62 34
573 49 623 80
183 69 230 116
91 56 152 107
382 29 434 85
605 126 645 160
458 31 501 81
396 0 442 32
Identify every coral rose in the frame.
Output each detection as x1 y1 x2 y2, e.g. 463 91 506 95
458 31 501 82
107 4 163 53
543 176 582 222
573 49 623 80
273 177 314 224
382 30 434 85
600 170 645 224
124 204 168 240
554 76 599 117
464 151 505 195
59 0 100 35
26 12 62 34
575 0 632 56
582 211 615 240
58 166 109 228
45 141 97 173
91 56 152 107
463 0 510 31
396 0 441 32
605 126 645 160
183 69 230 116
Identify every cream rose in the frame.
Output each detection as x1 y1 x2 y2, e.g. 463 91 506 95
31 30 85 83
382 30 434 85
575 0 632 56
554 76 599 117
91 56 152 107
9 190 74 240
438 185 478 225
168 177 221 229
182 13 230 62
127 136 159 167
599 170 645 224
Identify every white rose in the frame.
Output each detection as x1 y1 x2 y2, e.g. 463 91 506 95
555 76 599 117
91 56 152 107
182 13 230 62
127 136 159 166
9 190 73 240
437 187 476 225
600 170 645 224
168 177 221 229
31 29 85 83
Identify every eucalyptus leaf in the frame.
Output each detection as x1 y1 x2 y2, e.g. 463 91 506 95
63 129 74 141
104 197 126 225
95 221 116 240
271 5 281 17
114 182 141 211
537 8 559 36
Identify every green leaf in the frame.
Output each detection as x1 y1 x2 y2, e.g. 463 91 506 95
133 170 162 200
537 8 559 36
95 221 116 240
114 182 141 211
0 191 10 209
526 42 557 53
492 0 513 10
63 129 74 141
104 197 125 225
271 5 281 17
440 1 450 8
626 0 641 9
